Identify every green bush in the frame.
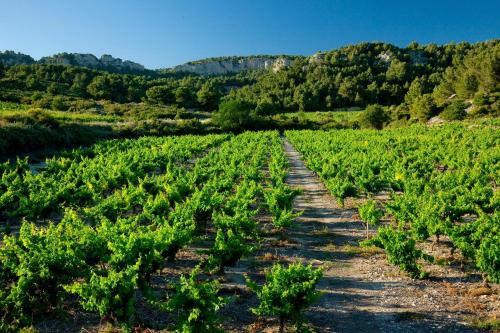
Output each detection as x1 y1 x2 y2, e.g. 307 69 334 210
440 100 467 120
212 98 256 131
205 229 254 274
51 96 70 111
362 226 433 279
246 262 323 333
358 199 384 238
0 211 103 326
358 104 389 129
410 94 437 121
65 261 140 325
27 109 60 128
476 235 500 284
162 268 226 332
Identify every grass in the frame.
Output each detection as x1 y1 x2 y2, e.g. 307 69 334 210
311 226 336 237
277 110 361 124
344 244 384 256
0 101 30 111
0 106 121 123
322 242 337 252
466 316 500 331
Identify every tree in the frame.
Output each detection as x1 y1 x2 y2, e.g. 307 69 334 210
86 76 111 100
386 59 408 82
404 77 429 105
455 71 479 98
358 104 389 129
410 94 437 121
255 97 279 116
87 74 127 102
197 82 220 111
174 85 195 107
211 98 255 131
46 82 59 95
70 73 89 96
440 99 467 120
25 75 40 90
145 85 174 105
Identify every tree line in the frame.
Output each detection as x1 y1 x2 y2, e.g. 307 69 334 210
0 39 498 129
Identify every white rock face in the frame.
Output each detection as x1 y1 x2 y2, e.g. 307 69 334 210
309 52 326 65
173 56 294 75
39 53 145 72
377 51 392 63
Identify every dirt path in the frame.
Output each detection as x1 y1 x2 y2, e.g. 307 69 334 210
279 138 485 333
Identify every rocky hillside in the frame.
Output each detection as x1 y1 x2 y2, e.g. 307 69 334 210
171 55 298 75
0 51 147 74
39 53 146 73
0 51 35 66
1 50 300 76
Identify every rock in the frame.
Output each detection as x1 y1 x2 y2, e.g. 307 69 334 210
0 50 36 66
377 51 393 64
39 52 146 73
172 56 295 75
309 52 326 65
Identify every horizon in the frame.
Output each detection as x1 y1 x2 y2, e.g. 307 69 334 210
1 0 499 69
2 37 500 70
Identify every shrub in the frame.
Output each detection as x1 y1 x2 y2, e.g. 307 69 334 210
51 95 70 111
476 235 500 284
410 94 437 121
0 212 103 326
205 229 253 274
440 100 467 120
212 98 256 131
27 109 60 128
246 262 323 333
65 261 140 325
358 199 384 238
362 226 433 279
358 104 389 129
162 268 226 332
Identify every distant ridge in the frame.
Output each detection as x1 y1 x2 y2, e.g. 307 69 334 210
0 51 148 74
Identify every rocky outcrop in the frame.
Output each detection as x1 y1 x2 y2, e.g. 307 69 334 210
309 52 326 65
172 56 295 75
39 53 146 73
377 51 393 64
0 51 35 66
0 50 146 74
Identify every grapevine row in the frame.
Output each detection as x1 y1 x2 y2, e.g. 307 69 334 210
286 124 499 281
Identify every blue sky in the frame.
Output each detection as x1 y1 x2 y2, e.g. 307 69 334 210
0 0 498 69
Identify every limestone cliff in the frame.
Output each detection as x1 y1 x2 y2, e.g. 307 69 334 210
38 53 146 73
172 56 296 75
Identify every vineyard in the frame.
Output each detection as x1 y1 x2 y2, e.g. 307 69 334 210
286 125 499 282
0 124 499 332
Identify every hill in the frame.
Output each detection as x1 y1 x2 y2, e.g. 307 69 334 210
0 51 149 75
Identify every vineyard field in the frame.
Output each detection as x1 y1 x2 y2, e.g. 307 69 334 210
0 124 498 332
